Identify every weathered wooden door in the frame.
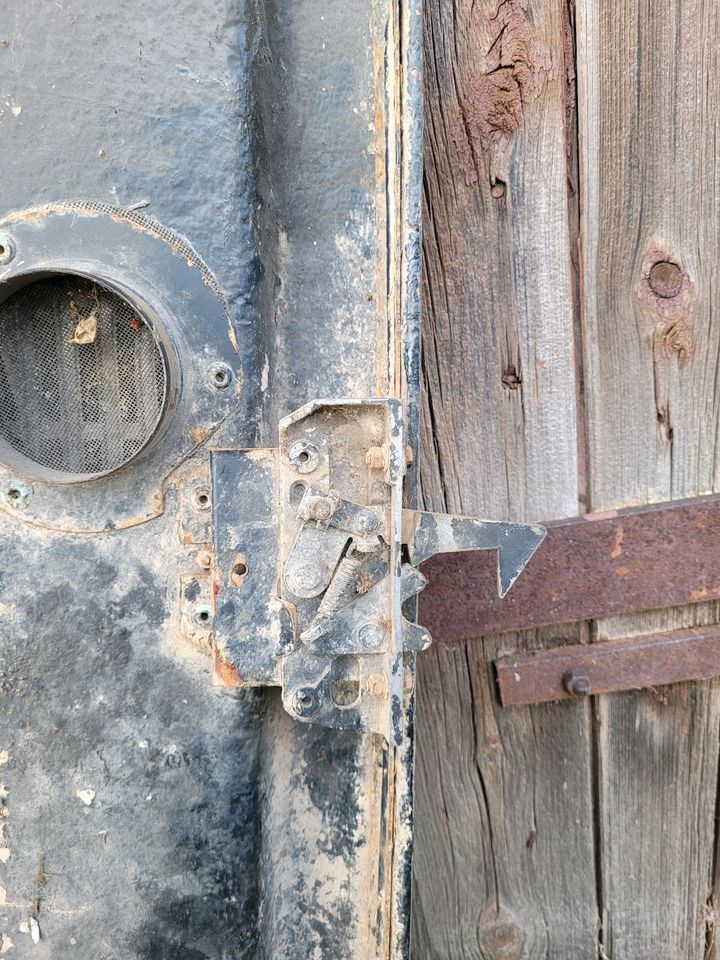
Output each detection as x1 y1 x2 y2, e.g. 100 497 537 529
413 1 720 958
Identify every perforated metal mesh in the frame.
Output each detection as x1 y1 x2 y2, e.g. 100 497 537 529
0 275 167 479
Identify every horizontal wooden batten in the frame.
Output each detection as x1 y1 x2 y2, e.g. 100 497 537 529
495 626 720 707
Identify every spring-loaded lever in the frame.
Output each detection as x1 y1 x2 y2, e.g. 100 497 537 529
301 537 380 643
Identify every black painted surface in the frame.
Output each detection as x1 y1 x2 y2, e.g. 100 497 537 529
0 0 419 956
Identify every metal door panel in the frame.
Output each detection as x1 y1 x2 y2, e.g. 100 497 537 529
0 2 421 957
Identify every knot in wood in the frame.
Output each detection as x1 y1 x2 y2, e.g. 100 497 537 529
648 260 683 299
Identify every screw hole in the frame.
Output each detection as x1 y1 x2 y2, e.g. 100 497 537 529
194 489 211 510
7 488 21 500
210 364 232 390
297 451 309 463
195 604 213 626
233 561 248 578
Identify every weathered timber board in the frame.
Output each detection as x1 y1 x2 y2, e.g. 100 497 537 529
411 0 599 956
576 1 720 957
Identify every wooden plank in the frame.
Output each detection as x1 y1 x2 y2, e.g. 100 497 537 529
412 0 598 955
576 0 720 955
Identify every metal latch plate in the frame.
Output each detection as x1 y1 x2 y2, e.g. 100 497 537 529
211 398 545 743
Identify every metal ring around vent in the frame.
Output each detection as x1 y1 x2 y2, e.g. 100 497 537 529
0 202 238 529
0 274 170 482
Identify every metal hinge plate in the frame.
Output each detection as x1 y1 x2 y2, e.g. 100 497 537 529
211 398 544 743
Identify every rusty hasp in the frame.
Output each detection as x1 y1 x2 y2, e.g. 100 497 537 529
495 626 720 707
418 493 720 642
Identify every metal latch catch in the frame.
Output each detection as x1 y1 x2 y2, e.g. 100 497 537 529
212 399 544 743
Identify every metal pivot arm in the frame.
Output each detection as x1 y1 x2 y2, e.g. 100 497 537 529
211 398 546 743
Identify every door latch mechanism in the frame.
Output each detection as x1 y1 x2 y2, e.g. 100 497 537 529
211 399 544 744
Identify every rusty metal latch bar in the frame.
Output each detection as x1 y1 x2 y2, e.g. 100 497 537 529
419 493 720 641
416 492 720 707
211 398 544 743
495 626 720 707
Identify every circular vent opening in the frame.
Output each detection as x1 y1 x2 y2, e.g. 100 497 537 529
0 274 169 482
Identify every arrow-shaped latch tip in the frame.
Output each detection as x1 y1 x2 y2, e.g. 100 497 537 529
402 510 546 598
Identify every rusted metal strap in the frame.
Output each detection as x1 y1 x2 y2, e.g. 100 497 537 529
495 626 720 706
418 493 720 642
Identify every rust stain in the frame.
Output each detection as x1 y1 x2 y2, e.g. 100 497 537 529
451 0 558 185
615 566 630 578
610 525 624 560
212 647 245 688
190 425 212 445
637 245 694 366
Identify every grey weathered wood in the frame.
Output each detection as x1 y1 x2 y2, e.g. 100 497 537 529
412 1 598 956
576 1 720 956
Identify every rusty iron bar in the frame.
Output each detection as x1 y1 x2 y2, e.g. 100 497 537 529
495 625 720 707
418 493 720 643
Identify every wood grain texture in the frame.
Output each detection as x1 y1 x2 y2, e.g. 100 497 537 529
576 1 720 956
412 0 598 956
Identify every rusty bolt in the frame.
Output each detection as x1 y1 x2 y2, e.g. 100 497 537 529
563 669 590 697
196 549 213 570
648 261 683 299
310 497 334 521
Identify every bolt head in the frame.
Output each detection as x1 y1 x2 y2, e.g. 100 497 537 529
563 669 590 697
310 497 333 521
358 622 384 649
0 233 15 266
289 561 324 593
196 550 213 570
292 688 319 717
354 510 379 534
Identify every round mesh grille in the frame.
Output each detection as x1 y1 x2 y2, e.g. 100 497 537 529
0 275 168 480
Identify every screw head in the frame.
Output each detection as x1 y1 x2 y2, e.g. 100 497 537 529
292 688 319 717
310 497 333 521
563 669 590 697
0 233 15 266
354 510 379 534
196 550 213 570
358 622 384 649
288 561 324 593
